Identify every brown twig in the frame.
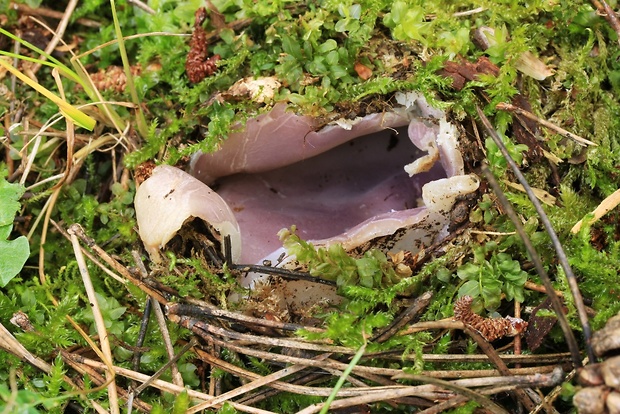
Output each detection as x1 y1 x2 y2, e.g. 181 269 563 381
130 339 196 398
188 353 332 413
167 314 350 354
67 223 169 304
62 351 275 414
28 0 78 75
366 349 572 365
463 325 538 412
591 0 620 47
177 316 403 378
230 263 337 286
297 374 514 414
394 365 561 379
168 300 325 333
496 102 597 147
371 291 433 343
9 2 102 27
61 350 151 413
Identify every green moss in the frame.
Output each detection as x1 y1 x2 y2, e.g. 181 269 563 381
7 0 620 411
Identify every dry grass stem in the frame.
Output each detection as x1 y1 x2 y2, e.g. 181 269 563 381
51 219 128 284
29 0 78 75
68 223 120 414
571 188 620 233
68 223 169 303
496 102 597 147
63 352 276 414
188 354 331 413
150 297 184 387
9 2 101 27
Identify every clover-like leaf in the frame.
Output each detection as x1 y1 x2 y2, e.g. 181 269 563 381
0 175 29 287
0 237 30 287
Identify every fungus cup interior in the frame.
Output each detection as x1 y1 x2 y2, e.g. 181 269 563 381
212 125 446 265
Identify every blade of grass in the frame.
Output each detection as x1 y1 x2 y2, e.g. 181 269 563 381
0 25 129 137
19 17 129 135
29 0 78 75
110 0 148 139
318 341 367 414
0 27 83 85
0 59 95 130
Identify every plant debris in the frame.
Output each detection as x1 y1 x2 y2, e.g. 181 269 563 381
453 295 528 342
185 6 221 83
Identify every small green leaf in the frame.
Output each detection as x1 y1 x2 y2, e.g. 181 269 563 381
456 263 479 280
458 280 480 298
318 39 337 54
0 237 30 287
0 175 29 286
172 389 190 414
281 34 303 61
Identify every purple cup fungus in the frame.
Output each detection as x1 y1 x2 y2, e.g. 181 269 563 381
135 92 479 307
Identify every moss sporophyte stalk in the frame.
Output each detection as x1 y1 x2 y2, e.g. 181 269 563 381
2 0 620 412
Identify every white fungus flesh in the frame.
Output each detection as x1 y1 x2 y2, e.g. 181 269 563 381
134 165 241 263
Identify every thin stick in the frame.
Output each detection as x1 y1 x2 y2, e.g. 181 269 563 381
68 224 120 414
482 165 583 367
167 314 350 354
68 224 169 304
591 0 620 47
133 339 195 397
368 350 572 365
496 102 597 147
63 352 276 414
62 354 151 413
196 347 449 399
188 354 331 413
9 2 101 27
127 0 155 14
530 365 579 414
477 106 594 365
182 318 403 378
296 375 509 414
571 188 620 233
51 220 127 285
168 301 325 333
371 291 432 343
30 0 78 75
231 263 337 286
470 326 539 410
151 298 184 387
524 280 565 297
394 365 560 380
